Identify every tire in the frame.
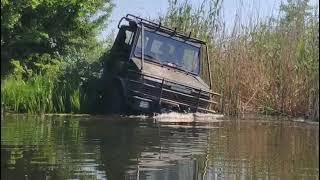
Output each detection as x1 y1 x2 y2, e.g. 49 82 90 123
105 86 125 114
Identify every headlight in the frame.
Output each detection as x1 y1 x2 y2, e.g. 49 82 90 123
139 101 150 109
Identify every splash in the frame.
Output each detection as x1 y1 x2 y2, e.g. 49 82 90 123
154 112 224 122
126 114 149 119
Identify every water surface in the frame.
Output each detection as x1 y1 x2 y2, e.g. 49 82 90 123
1 113 319 180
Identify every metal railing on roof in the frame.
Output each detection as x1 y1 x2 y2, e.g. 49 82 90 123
122 14 207 45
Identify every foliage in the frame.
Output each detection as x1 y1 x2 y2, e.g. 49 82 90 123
1 51 107 113
1 0 114 75
1 56 60 113
1 0 114 113
162 0 222 43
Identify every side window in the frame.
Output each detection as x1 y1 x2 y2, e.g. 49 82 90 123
112 27 135 61
115 26 135 48
125 30 134 45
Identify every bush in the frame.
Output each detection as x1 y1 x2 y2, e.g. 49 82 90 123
1 52 105 114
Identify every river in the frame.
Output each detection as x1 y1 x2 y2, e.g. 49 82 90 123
1 113 319 180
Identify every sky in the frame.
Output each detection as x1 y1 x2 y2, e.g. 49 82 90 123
100 0 319 40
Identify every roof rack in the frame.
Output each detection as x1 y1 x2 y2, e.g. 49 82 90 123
124 14 207 44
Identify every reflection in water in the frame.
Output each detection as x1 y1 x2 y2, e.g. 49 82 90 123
1 114 319 180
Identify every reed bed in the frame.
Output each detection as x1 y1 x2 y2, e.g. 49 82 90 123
162 0 319 120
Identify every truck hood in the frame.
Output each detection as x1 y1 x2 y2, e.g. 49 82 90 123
132 58 210 92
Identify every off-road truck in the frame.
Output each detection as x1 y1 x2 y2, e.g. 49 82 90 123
102 14 220 114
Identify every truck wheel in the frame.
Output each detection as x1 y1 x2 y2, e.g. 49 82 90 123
106 87 125 114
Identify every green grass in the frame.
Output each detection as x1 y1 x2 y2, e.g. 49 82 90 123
2 75 53 113
1 58 102 114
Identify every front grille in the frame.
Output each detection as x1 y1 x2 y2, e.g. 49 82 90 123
168 91 209 109
127 78 210 110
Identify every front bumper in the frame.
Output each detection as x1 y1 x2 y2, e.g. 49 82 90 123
127 94 185 113
125 71 221 113
127 95 156 113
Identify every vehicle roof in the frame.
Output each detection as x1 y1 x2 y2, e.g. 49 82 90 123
122 14 207 45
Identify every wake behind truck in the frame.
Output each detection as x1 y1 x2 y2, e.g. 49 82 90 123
102 14 221 114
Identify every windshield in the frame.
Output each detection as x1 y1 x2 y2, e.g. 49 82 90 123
134 30 201 74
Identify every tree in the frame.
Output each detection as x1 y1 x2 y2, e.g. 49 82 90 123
1 0 114 76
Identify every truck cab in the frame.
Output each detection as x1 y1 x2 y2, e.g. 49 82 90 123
102 14 220 114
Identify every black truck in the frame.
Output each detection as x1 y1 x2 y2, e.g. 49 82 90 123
102 14 220 114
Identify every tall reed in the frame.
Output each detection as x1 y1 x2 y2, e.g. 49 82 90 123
162 0 319 119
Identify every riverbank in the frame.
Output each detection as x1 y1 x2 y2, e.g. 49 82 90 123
1 0 318 121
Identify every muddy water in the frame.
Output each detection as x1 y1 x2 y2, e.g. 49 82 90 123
1 113 319 180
